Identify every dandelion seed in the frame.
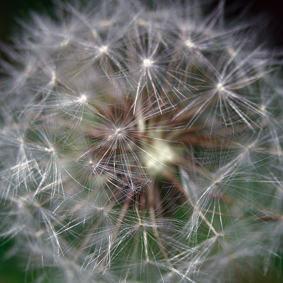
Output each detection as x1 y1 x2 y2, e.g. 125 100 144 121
79 94 87 103
99 45 108 53
24 65 33 74
138 20 148 27
142 58 152 67
260 105 266 112
115 128 122 134
227 47 236 56
185 40 195 48
35 229 45 238
101 20 111 27
137 116 145 132
50 72 57 85
216 83 224 91
60 37 70 47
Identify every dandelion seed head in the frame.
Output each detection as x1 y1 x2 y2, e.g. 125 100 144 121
1 0 283 282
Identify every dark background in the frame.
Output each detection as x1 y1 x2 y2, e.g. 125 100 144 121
0 0 283 46
225 0 283 47
0 0 282 282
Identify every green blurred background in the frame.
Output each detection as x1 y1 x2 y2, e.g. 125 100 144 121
0 0 53 42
